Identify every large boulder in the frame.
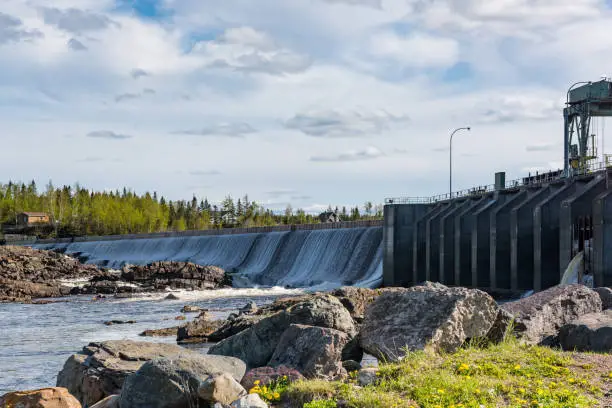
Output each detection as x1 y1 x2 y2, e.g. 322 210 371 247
594 287 612 310
501 284 602 345
198 373 247 405
208 295 355 368
330 286 408 323
359 284 499 361
558 310 612 352
230 394 268 408
240 366 304 391
56 340 241 407
90 395 119 408
119 354 246 408
177 315 224 343
207 314 266 342
268 324 350 379
0 387 81 408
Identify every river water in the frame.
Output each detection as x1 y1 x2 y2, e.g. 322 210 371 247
0 287 305 395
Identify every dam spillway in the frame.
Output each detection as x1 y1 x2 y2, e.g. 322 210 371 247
31 222 383 289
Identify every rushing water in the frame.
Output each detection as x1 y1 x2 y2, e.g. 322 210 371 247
0 287 305 395
33 227 384 288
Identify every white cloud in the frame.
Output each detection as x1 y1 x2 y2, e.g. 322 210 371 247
0 12 43 44
173 122 257 137
285 109 409 138
368 30 459 68
87 130 133 140
1 0 610 208
311 146 385 162
193 27 311 75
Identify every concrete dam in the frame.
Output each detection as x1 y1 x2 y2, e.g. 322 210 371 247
31 222 383 289
383 170 612 293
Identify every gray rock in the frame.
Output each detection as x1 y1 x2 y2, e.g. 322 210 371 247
208 314 265 342
181 305 202 313
177 316 224 343
240 366 304 391
119 354 247 408
559 310 612 352
56 340 244 407
230 394 268 408
208 295 356 368
359 285 499 361
239 301 258 315
198 373 247 405
357 368 378 386
268 324 350 379
90 395 120 408
594 287 612 310
486 308 516 343
502 284 602 345
165 293 180 300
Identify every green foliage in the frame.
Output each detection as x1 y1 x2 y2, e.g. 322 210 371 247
287 341 607 408
304 400 337 408
247 376 291 403
0 180 382 238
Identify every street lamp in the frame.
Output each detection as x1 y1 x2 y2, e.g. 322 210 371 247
449 127 471 199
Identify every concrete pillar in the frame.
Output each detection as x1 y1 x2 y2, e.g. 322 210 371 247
383 204 433 287
559 175 606 288
534 180 586 291
426 201 461 282
510 186 557 291
490 189 529 291
412 204 446 285
593 187 612 287
439 199 471 285
454 197 487 287
471 192 511 288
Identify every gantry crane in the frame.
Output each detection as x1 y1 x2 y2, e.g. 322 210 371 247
564 79 612 176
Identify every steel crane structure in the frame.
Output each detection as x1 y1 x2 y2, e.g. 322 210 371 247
564 79 612 176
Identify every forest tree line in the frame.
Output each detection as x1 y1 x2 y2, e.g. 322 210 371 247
0 181 383 237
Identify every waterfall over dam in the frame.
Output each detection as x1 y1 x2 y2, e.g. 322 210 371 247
32 226 383 289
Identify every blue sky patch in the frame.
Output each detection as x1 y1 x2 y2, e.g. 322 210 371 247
443 62 472 82
113 0 173 20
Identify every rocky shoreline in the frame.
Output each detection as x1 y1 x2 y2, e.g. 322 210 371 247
2 282 611 407
0 246 231 303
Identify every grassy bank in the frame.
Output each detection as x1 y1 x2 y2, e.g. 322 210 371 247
268 339 612 408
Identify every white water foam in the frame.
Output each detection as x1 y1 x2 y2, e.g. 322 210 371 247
35 227 383 289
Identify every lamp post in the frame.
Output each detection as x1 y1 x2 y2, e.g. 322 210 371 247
449 127 471 199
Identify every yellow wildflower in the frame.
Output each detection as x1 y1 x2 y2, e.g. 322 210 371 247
253 380 261 385
514 364 521 370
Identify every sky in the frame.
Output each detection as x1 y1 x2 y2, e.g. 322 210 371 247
2 0 612 212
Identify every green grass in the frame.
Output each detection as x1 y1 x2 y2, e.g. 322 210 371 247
283 338 609 408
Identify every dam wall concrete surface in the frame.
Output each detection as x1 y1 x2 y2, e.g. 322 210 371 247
29 220 384 289
384 171 612 292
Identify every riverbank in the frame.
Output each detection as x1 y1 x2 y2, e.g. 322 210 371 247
0 246 232 303
283 340 612 407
